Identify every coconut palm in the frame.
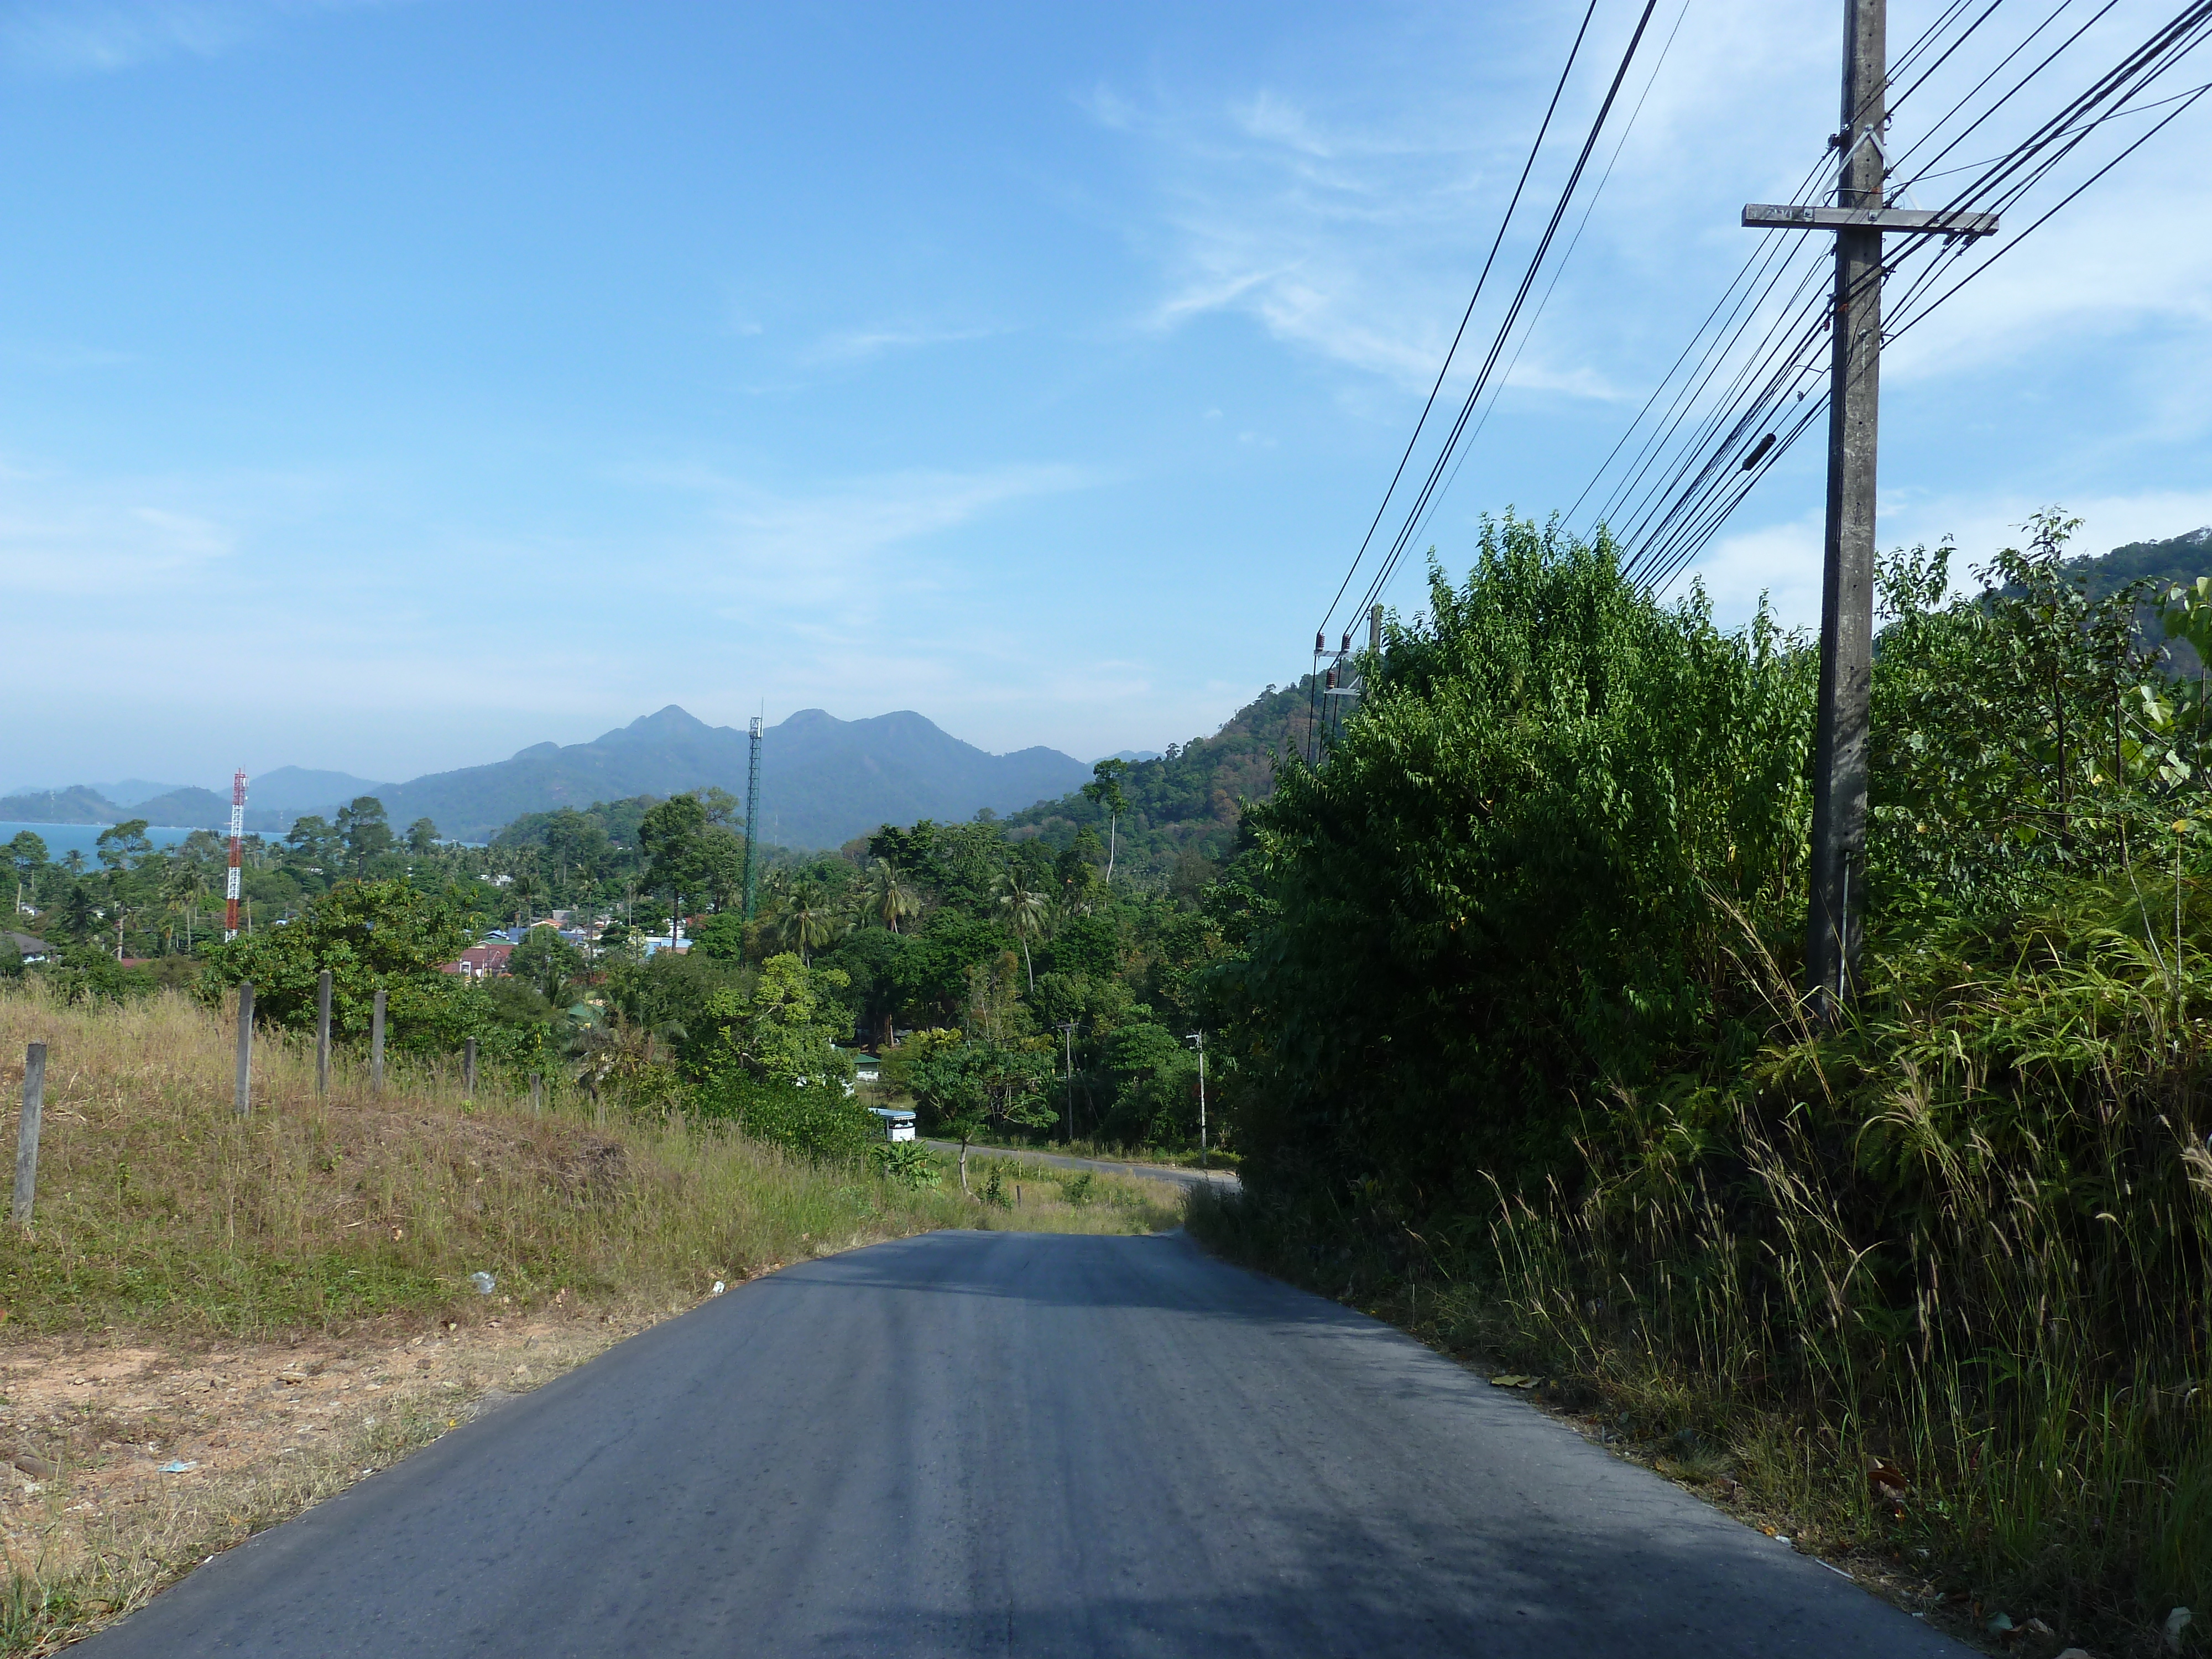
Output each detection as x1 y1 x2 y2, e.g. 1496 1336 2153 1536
162 861 209 953
771 879 846 964
993 869 1051 992
865 862 921 933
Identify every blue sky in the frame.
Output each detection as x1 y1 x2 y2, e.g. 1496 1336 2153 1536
5 0 2209 791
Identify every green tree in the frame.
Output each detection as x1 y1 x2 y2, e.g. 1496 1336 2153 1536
95 819 153 873
863 860 922 933
405 817 441 855
284 815 340 873
1214 516 1813 1196
509 926 583 1003
770 878 846 964
639 794 708 919
694 954 870 1160
1081 759 1131 886
202 879 486 1055
336 797 394 868
993 868 1050 992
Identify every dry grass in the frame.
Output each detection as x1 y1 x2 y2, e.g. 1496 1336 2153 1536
0 985 1175 1653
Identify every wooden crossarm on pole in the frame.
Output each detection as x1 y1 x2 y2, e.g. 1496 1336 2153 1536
1742 204 1998 237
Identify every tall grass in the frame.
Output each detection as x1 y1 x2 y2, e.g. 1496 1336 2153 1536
0 986 1151 1339
1191 869 2212 1652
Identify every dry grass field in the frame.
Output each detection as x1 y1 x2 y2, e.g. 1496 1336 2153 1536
0 987 1178 1653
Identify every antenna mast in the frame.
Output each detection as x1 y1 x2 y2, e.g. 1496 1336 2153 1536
223 769 248 941
742 717 763 923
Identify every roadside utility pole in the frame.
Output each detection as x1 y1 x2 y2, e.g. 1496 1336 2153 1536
1744 0 1995 1016
1057 1021 1078 1145
1185 1031 1207 1171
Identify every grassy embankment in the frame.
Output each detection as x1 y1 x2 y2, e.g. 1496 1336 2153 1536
0 986 1175 1652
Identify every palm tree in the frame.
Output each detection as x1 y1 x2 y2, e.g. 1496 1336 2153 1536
772 879 846 964
865 862 921 933
1081 759 1131 886
993 870 1051 993
163 862 208 954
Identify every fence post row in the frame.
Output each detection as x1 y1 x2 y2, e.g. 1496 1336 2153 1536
316 969 333 1097
234 981 255 1117
12 1041 44 1225
371 989 387 1093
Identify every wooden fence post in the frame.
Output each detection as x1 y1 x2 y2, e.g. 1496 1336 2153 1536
12 1042 44 1224
234 982 254 1117
463 1039 478 1100
371 990 387 1093
316 969 332 1096
529 1072 544 1116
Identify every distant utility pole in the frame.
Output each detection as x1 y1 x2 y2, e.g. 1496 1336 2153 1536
1184 1031 1207 1171
1744 0 1996 1017
742 716 763 925
1057 1020 1079 1145
1369 602 1383 658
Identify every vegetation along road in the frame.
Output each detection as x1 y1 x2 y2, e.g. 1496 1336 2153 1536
79 1229 1961 1658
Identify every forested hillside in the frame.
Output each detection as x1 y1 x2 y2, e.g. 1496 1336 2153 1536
998 681 1321 879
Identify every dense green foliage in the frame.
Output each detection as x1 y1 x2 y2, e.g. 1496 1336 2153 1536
202 880 488 1055
1196 511 2212 1644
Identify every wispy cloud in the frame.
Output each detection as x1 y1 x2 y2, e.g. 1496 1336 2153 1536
802 325 1005 365
612 459 1099 611
0 460 241 591
1 0 403 75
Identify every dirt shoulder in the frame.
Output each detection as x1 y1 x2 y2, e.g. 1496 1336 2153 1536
0 1291 708 1655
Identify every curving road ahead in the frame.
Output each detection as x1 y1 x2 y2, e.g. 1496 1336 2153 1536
84 1230 1964 1658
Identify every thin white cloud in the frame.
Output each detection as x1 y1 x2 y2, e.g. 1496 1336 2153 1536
802 325 1004 365
2 0 405 75
0 462 241 591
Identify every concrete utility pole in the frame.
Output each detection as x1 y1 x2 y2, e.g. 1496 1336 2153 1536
371 989 387 1093
234 982 254 1117
1369 603 1383 658
13 1042 44 1224
316 969 332 1096
1744 0 1996 1016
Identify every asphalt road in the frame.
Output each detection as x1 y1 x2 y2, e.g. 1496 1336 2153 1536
924 1140 1241 1191
84 1230 1965 1658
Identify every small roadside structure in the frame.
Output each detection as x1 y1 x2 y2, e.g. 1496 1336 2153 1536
867 1106 916 1143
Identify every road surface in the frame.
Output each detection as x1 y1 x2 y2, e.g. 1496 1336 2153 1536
924 1139 1241 1191
84 1230 1963 1657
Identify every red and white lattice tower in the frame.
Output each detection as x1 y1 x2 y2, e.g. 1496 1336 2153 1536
223 769 248 941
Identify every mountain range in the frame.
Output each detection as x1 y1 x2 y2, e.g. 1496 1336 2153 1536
373 706 1093 847
1 709 1094 850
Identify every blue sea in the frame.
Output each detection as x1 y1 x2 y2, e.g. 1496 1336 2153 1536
0 821 202 860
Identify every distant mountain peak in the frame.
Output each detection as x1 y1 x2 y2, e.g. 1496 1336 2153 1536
599 705 717 746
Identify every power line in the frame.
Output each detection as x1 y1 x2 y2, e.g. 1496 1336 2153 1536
1624 0 2212 588
1314 0 1604 640
1349 0 1663 624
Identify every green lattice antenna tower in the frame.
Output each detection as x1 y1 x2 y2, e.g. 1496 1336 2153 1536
742 715 763 923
